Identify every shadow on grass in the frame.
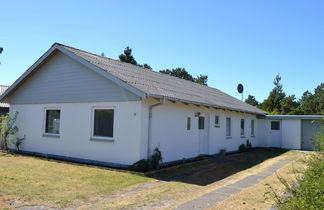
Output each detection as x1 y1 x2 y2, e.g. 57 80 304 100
148 148 289 186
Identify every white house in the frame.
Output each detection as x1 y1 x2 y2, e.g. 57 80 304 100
0 43 322 167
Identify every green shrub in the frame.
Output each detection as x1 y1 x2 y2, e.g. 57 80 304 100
129 147 163 172
265 153 324 209
246 139 252 149
150 147 162 170
239 144 247 152
280 154 324 209
0 112 20 150
314 127 324 151
238 140 252 152
128 159 152 172
219 148 226 157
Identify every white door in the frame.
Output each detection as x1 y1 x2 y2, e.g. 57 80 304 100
198 114 209 154
269 120 282 147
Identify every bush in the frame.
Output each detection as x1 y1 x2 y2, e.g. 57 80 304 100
238 140 252 152
128 159 152 172
0 112 20 150
246 139 252 149
314 127 324 151
239 144 247 152
219 148 226 157
267 154 324 209
129 147 163 172
265 124 324 209
150 147 162 170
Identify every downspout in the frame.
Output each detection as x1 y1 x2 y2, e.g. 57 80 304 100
147 97 166 159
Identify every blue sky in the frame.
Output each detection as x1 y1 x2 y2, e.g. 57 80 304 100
1 0 323 102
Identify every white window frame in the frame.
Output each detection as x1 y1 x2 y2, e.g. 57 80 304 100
90 106 115 142
43 107 61 138
215 115 220 128
226 117 231 138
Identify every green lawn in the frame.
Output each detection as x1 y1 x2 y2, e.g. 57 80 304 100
0 152 150 208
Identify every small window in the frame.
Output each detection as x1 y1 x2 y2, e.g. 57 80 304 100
93 109 114 138
187 117 191 130
198 116 205 130
251 120 255 136
240 119 245 136
226 117 231 137
215 115 220 127
271 121 280 130
45 109 61 135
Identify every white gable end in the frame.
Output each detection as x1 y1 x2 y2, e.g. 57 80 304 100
7 51 139 104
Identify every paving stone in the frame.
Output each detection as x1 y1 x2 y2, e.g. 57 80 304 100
175 157 296 210
214 186 242 194
176 192 230 210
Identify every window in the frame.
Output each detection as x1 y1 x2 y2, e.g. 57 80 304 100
251 120 255 136
187 117 191 130
198 116 205 130
45 109 61 135
93 108 114 138
215 115 220 127
226 117 231 137
271 121 280 130
240 119 245 136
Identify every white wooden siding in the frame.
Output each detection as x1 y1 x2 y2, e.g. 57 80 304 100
8 52 139 104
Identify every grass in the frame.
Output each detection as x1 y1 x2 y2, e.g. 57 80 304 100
0 152 150 208
0 148 300 209
150 148 289 186
85 148 300 209
276 153 324 210
214 152 306 210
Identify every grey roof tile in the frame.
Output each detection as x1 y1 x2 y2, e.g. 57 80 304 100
58 43 266 115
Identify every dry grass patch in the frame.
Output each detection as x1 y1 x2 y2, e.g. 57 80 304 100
211 152 306 210
0 152 150 208
81 149 299 209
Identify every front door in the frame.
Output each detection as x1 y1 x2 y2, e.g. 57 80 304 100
198 114 209 154
269 120 282 147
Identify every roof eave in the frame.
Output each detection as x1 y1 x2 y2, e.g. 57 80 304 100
148 94 266 116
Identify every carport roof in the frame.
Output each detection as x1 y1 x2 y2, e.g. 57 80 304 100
262 115 323 120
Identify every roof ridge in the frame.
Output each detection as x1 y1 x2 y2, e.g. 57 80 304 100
54 43 265 114
55 43 230 91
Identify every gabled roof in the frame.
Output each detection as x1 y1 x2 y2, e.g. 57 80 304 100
0 43 266 115
0 85 9 108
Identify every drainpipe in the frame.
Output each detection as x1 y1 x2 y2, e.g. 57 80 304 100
147 97 165 159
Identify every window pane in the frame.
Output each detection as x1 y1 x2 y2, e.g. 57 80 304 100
271 121 280 130
226 117 231 136
45 110 60 134
241 119 245 136
198 116 204 130
187 117 191 130
251 120 255 136
94 109 114 137
215 115 219 127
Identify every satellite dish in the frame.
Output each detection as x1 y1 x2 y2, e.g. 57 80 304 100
237 83 244 93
